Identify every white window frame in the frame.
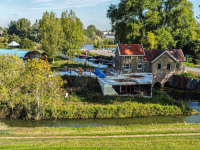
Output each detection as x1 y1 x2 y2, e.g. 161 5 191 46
125 56 131 60
138 56 143 60
167 63 171 70
123 64 132 71
157 64 162 70
137 63 143 69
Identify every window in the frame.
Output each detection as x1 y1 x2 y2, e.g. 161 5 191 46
125 56 131 60
137 63 143 69
144 64 148 72
123 64 132 71
176 62 180 69
157 64 161 70
138 56 143 60
167 64 171 70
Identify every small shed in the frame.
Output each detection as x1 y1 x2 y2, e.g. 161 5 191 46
8 41 20 48
0 49 41 60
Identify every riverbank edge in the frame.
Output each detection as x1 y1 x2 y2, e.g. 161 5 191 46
1 123 200 137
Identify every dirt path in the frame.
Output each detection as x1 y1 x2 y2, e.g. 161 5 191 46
185 66 200 73
1 133 200 139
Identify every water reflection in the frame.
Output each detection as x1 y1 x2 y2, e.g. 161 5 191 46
0 116 188 128
184 102 200 123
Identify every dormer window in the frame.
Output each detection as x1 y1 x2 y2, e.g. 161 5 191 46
125 56 131 60
138 56 143 60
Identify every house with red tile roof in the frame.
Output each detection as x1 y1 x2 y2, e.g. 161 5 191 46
115 44 186 86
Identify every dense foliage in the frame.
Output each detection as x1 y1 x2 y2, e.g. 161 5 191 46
107 0 200 56
39 11 63 63
0 55 64 120
61 10 84 58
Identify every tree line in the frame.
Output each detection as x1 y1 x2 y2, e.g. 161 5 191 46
0 10 84 63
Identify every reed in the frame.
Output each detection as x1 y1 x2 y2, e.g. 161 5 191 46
44 101 184 119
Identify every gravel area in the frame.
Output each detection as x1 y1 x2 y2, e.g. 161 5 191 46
92 50 115 57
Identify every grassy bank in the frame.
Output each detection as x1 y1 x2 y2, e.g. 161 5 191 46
1 136 200 149
179 71 200 80
1 123 200 149
183 62 196 67
50 58 94 70
1 123 200 136
42 90 196 119
44 101 185 119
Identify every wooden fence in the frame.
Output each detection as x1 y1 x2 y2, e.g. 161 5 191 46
172 75 200 90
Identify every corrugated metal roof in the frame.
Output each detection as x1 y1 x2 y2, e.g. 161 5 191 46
0 49 32 58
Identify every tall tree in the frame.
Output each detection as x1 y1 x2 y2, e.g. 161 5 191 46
8 21 17 35
16 18 32 39
61 10 84 58
24 59 63 120
40 11 63 63
107 0 200 54
0 54 25 114
84 24 98 38
30 20 40 43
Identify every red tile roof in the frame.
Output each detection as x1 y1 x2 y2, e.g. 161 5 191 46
167 49 185 61
118 44 144 55
144 49 185 62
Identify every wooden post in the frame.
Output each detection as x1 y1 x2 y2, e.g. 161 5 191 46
139 84 140 98
90 67 91 77
84 62 86 71
99 62 100 68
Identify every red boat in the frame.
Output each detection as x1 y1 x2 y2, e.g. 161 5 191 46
79 54 87 58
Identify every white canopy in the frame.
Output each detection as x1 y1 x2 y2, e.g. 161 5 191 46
8 41 20 47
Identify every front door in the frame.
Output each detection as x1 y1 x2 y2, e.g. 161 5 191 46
144 64 147 72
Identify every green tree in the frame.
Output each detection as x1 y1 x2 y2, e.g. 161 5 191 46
8 21 17 35
40 11 63 63
155 27 176 49
2 28 9 37
31 20 40 42
96 30 102 38
16 18 32 39
20 38 34 49
0 54 25 114
84 24 98 38
61 10 84 58
24 59 63 120
8 34 21 43
107 0 200 54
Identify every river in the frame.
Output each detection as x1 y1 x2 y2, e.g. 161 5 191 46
1 102 199 127
71 57 108 68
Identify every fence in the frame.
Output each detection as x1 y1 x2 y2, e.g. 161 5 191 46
172 75 200 90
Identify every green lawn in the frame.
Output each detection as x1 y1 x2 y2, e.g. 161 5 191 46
1 123 200 149
1 136 200 150
183 62 196 67
50 58 94 70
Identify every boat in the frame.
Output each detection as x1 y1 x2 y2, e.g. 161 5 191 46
79 54 87 58
94 58 102 63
